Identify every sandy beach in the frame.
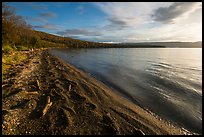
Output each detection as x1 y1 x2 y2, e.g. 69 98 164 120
2 49 191 135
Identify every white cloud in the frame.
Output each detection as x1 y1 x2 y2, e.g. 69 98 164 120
95 2 172 27
152 2 201 23
94 2 202 42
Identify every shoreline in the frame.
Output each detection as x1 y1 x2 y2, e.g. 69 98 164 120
2 49 192 135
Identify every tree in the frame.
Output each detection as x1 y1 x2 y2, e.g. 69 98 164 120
2 3 16 45
2 3 31 48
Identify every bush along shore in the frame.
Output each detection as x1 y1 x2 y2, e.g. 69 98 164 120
2 49 193 135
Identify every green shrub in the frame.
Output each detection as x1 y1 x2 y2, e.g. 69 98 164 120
2 44 14 54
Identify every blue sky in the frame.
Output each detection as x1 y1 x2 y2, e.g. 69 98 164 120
6 2 202 43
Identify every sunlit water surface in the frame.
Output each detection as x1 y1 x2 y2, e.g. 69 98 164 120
50 48 202 134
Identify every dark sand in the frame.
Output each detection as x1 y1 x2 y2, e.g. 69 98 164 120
2 49 191 135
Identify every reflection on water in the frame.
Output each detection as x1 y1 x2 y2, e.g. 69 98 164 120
50 48 202 134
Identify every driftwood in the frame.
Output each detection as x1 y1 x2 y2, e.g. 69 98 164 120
42 96 52 116
66 78 78 86
68 84 72 92
24 91 38 95
2 84 8 88
36 80 41 90
136 129 145 135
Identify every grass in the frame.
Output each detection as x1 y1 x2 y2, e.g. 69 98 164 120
2 51 28 81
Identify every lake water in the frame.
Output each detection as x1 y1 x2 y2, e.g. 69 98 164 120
50 48 202 134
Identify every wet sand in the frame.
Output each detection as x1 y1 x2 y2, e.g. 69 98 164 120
2 49 191 135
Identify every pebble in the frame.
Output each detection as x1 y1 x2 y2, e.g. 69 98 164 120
2 124 6 130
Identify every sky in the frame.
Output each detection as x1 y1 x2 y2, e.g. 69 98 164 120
6 2 202 43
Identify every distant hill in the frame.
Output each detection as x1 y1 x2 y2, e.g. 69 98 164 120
115 41 202 48
33 30 112 48
29 31 202 48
